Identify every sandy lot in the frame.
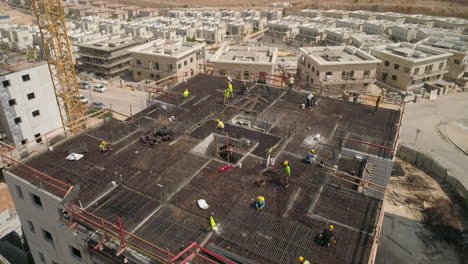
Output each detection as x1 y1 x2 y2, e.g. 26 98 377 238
0 183 15 213
0 1 35 25
106 0 468 18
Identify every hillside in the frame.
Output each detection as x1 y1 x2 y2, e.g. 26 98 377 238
105 0 468 19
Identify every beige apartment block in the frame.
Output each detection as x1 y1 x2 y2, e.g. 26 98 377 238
433 17 467 33
419 35 468 80
106 3 125 11
76 36 144 78
209 45 278 81
68 5 93 19
261 9 283 21
371 43 452 91
404 14 435 27
91 0 108 8
227 22 253 37
195 27 226 44
298 46 381 91
122 6 140 18
336 18 365 32
129 39 206 84
325 28 361 46
139 8 158 17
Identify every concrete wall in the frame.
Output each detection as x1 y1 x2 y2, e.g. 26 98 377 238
4 172 102 264
0 64 62 147
397 143 468 208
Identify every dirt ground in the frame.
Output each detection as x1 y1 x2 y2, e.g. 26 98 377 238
0 1 35 25
0 183 15 213
385 159 463 225
105 0 468 18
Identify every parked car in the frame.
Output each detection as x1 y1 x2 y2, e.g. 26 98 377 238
74 95 88 104
93 84 107 93
78 81 89 89
90 102 107 109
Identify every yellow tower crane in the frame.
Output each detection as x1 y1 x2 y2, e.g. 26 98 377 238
31 0 84 132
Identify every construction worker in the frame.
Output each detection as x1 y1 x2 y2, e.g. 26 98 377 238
298 256 311 264
255 196 266 211
305 149 317 164
225 74 232 83
216 119 224 130
33 50 38 61
210 211 217 231
283 161 291 188
288 74 295 91
228 81 234 98
98 141 107 152
182 88 189 99
319 225 336 247
25 51 30 60
223 88 230 104
375 94 382 112
241 82 248 95
306 92 316 108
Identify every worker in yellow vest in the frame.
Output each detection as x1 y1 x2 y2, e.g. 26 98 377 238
228 81 234 98
298 256 310 264
216 119 224 130
223 88 230 104
182 88 189 99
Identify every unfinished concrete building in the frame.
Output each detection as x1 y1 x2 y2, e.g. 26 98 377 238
196 26 226 44
291 23 329 47
349 10 376 21
375 12 405 23
391 24 419 43
0 24 33 50
4 71 402 264
363 20 396 36
75 36 144 78
419 34 468 81
350 34 393 52
263 19 299 44
129 39 206 83
325 28 362 46
226 21 253 37
209 45 278 81
0 57 62 149
298 46 381 91
261 9 283 21
371 43 452 91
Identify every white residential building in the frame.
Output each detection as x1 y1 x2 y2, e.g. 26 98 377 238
336 18 365 32
370 43 452 90
375 12 405 23
263 19 299 44
350 34 393 52
298 46 381 90
209 45 278 81
363 20 396 36
325 28 361 46
433 17 467 33
0 24 34 50
322 9 349 19
261 9 283 21
419 34 468 80
349 10 376 21
129 39 206 83
291 23 329 47
392 24 419 42
0 60 62 148
196 26 226 44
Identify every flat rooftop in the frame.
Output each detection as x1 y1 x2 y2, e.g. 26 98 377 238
352 34 393 48
129 39 205 58
421 35 468 53
0 52 46 76
210 46 278 64
77 36 142 51
9 74 401 264
300 46 381 65
371 42 453 61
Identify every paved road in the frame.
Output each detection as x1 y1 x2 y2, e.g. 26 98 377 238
80 82 148 119
400 92 468 187
376 213 461 264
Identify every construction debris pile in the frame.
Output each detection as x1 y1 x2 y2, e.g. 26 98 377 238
140 127 174 146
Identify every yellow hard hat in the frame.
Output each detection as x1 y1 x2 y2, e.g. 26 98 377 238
378 94 382 97
298 256 305 262
310 149 315 153
228 81 231 84
216 119 220 122
329 225 334 230
243 82 246 85
312 92 316 95
224 74 227 77
283 161 289 165
185 88 188 91
101 141 107 145
257 196 264 202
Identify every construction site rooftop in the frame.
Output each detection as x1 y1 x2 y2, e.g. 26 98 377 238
210 46 278 65
300 46 382 65
8 74 402 264
0 52 46 76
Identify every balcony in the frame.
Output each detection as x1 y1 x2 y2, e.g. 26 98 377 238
410 68 448 79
